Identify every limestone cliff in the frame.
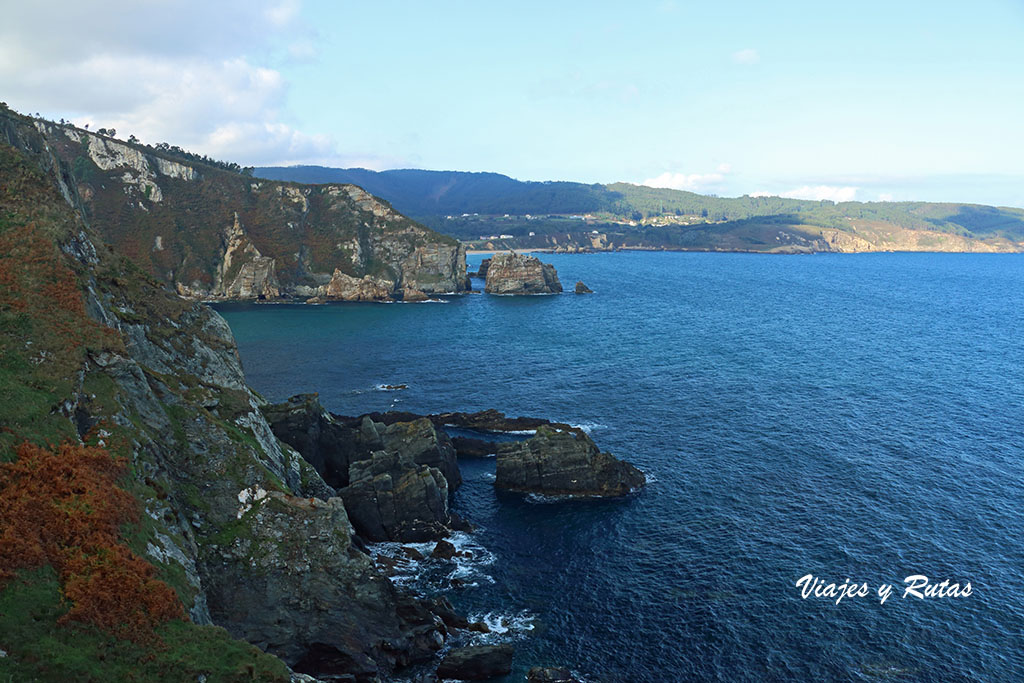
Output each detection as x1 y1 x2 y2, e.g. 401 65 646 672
1 107 467 302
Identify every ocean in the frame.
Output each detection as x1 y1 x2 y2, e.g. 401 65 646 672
216 251 1024 682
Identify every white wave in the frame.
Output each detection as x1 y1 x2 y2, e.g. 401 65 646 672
467 609 536 638
374 383 409 391
569 422 607 434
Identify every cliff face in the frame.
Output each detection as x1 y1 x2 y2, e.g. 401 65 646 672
0 112 450 680
0 108 467 302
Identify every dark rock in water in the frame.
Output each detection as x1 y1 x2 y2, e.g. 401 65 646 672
574 280 593 294
432 539 459 560
342 450 452 542
451 435 497 458
426 596 469 630
475 258 492 279
432 408 549 433
527 667 581 682
449 510 475 532
436 645 514 680
484 252 562 294
381 383 409 390
495 425 646 497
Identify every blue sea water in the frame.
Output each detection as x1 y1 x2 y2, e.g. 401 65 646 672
217 252 1024 682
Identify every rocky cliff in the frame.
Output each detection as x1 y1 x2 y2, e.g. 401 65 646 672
0 113 458 681
484 252 563 294
0 106 467 302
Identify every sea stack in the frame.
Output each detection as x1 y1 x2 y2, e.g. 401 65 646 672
484 252 562 294
574 280 593 294
495 425 646 497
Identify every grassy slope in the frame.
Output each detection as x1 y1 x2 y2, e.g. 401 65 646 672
0 142 290 681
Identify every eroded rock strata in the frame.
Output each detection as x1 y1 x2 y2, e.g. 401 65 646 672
484 251 563 294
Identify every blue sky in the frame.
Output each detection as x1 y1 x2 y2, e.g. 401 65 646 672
3 0 1023 205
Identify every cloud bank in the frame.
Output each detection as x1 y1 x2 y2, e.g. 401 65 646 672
641 165 730 192
753 185 859 202
0 1 353 166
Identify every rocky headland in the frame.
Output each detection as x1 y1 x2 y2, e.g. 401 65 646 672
484 252 563 294
2 107 468 304
0 105 637 681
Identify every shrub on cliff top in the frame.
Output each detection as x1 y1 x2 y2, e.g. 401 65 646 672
0 440 184 639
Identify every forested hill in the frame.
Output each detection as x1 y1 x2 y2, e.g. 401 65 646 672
256 165 1024 253
255 166 613 217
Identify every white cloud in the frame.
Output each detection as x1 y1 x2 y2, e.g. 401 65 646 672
752 185 859 202
878 192 895 202
641 171 727 192
732 48 760 65
0 0 353 167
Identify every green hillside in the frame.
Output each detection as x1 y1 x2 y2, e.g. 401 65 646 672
257 166 1024 253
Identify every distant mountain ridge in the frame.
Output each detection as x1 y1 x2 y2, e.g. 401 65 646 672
257 165 1024 253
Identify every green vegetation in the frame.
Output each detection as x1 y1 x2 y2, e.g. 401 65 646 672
0 568 288 682
256 166 1024 252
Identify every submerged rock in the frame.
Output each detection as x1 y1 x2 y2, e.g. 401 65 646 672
574 280 593 294
484 252 562 295
436 645 514 680
495 425 645 497
527 667 581 682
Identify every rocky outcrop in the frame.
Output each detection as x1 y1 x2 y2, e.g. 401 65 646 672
379 417 462 490
436 645 515 680
484 252 562 294
11 110 468 303
574 280 593 294
323 269 394 301
341 450 452 542
217 212 281 299
262 398 462 541
495 425 646 497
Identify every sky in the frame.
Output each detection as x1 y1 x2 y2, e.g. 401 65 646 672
2 0 1024 205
